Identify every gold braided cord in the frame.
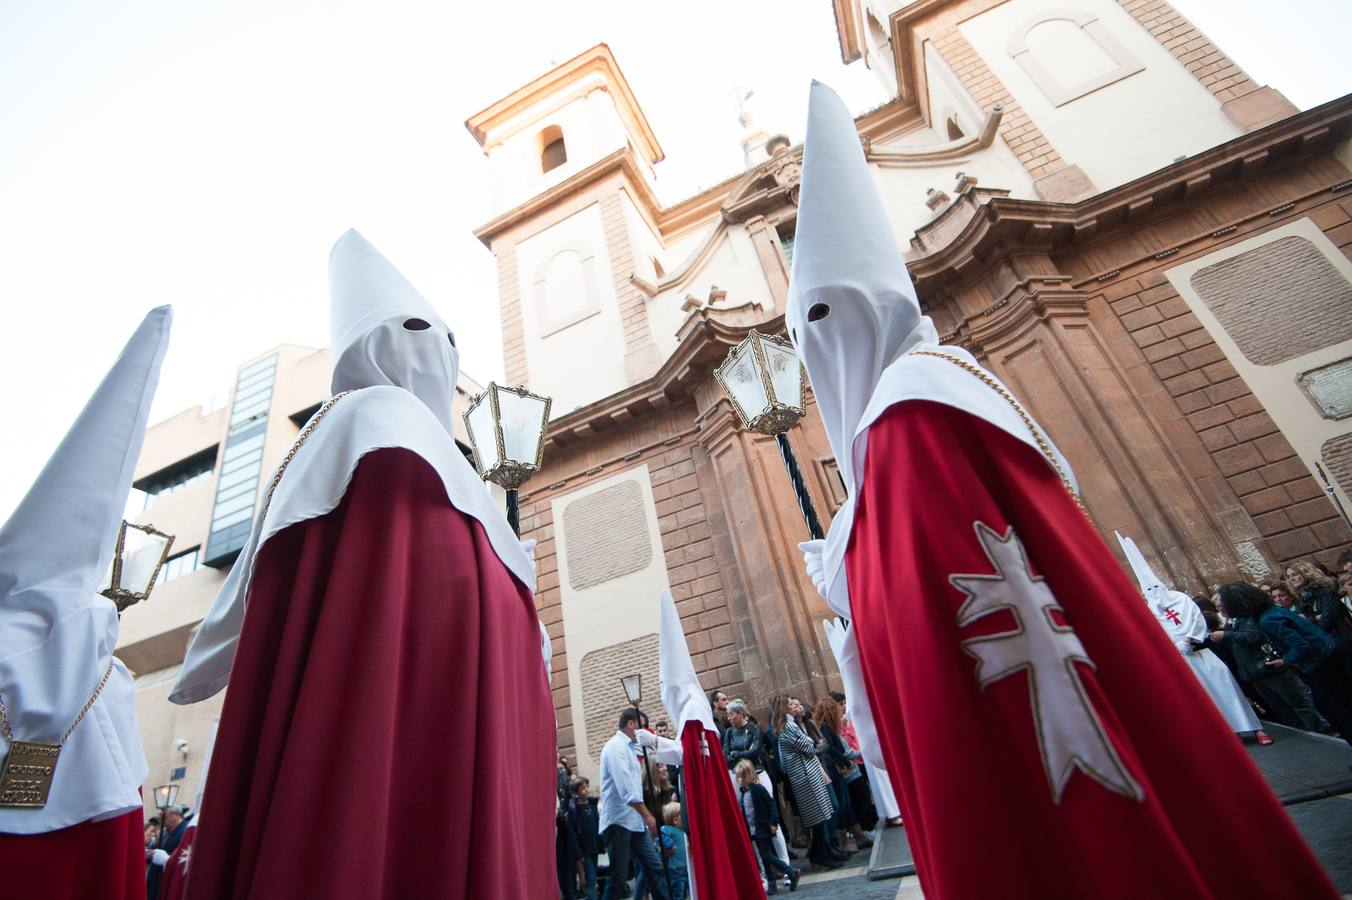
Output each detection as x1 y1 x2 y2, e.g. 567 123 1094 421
0 660 116 747
909 350 1088 515
258 391 351 525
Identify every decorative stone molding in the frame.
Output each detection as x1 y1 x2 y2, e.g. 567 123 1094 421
1007 10 1145 108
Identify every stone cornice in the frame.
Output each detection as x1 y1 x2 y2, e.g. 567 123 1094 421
472 148 662 247
904 94 1352 298
465 43 664 165
543 310 786 447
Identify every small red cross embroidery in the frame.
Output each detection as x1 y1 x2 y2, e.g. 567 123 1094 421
1164 607 1182 626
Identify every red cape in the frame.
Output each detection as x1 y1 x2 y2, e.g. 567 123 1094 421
1 806 144 900
846 401 1335 899
184 448 556 899
160 823 195 900
678 722 762 900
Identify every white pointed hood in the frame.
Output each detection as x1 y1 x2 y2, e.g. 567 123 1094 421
0 305 172 612
0 305 170 833
329 229 460 434
786 80 939 491
1115 532 1170 606
790 82 1075 621
659 590 717 735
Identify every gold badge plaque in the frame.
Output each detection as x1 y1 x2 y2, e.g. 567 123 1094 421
0 741 61 808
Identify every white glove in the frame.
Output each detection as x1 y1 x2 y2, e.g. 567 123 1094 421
151 849 170 866
521 538 538 564
1175 640 1195 655
634 728 658 749
798 540 828 599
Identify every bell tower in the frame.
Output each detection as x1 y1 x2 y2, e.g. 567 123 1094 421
467 45 668 414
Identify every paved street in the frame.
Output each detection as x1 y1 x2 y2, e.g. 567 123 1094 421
781 724 1352 898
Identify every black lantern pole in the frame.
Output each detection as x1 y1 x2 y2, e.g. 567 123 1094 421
774 433 825 540
715 330 825 540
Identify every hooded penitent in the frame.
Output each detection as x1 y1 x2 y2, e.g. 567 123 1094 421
1115 533 1259 734
167 229 555 900
789 80 1335 899
172 230 531 703
0 305 170 834
655 590 762 900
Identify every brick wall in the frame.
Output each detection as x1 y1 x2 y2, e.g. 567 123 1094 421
520 429 745 763
561 478 652 589
1323 433 1352 503
1190 235 1352 366
1091 192 1352 567
931 29 1065 181
579 633 659 760
496 243 529 386
1120 0 1256 103
600 193 659 366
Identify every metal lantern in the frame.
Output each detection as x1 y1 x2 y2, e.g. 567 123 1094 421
463 383 552 491
714 330 807 437
153 783 180 811
99 521 175 613
620 673 642 706
714 330 824 540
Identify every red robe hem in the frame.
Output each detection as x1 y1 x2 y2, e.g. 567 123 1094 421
1 806 145 900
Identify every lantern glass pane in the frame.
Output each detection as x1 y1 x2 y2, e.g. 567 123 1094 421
497 389 547 465
719 342 770 423
621 674 642 705
466 397 501 473
760 339 803 410
121 527 171 595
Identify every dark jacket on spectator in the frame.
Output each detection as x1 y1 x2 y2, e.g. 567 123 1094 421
1302 584 1352 639
723 723 764 772
570 796 601 856
739 781 780 835
817 722 851 785
1258 607 1336 673
1225 616 1277 683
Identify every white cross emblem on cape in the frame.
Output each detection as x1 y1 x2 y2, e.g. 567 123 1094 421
951 522 1144 804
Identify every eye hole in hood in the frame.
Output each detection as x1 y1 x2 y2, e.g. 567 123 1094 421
403 318 431 331
808 303 831 322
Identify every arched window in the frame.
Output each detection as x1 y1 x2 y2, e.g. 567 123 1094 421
1007 10 1143 107
540 125 567 174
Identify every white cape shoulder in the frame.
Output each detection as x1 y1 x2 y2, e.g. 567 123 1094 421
819 349 1077 618
170 386 530 705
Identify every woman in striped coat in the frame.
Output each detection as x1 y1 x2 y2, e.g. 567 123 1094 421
770 696 843 870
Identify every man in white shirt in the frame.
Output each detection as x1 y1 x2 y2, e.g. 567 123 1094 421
598 708 668 900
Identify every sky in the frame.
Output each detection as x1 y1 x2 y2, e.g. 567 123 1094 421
2 0 1350 522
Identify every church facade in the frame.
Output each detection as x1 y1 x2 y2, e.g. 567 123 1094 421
465 2 1352 774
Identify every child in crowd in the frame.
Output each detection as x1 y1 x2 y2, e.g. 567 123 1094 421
736 759 800 894
660 802 690 900
570 776 601 900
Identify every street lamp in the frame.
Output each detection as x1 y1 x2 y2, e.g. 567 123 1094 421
153 782 180 848
463 383 552 536
620 670 668 887
99 520 175 614
714 330 825 540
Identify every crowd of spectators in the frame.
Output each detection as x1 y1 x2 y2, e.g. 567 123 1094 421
551 685 900 900
1206 552 1352 749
